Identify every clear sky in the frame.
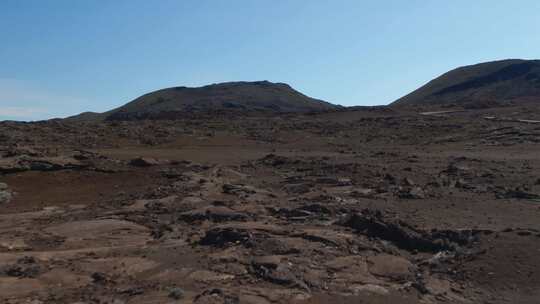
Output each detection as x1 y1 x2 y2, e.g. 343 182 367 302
1 0 539 120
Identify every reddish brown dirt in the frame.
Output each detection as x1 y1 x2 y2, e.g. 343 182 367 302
1 104 539 303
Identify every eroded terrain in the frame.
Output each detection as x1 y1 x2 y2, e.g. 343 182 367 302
1 105 540 303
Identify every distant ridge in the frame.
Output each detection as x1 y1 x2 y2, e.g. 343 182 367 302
69 81 338 121
392 59 540 108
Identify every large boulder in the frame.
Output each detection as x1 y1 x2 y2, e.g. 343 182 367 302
341 209 479 252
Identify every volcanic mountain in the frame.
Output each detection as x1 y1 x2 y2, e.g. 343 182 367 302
72 81 337 121
392 59 540 108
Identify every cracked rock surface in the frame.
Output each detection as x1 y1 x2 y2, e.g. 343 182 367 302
1 105 540 303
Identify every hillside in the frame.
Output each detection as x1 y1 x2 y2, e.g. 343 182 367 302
71 81 337 121
392 59 540 108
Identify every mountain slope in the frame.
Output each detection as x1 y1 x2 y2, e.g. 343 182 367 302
392 59 540 108
91 81 337 120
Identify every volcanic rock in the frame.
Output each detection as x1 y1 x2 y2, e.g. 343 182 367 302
129 157 162 167
0 183 12 204
179 206 249 223
392 59 540 108
75 81 338 121
341 209 476 252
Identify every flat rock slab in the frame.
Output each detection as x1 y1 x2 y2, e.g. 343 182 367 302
0 156 86 173
367 254 415 281
79 257 159 277
326 256 381 285
179 206 249 223
0 277 45 298
45 219 149 238
188 270 235 283
45 219 150 249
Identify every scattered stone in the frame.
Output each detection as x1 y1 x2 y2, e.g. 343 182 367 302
271 207 312 219
199 223 286 248
188 270 235 283
150 223 173 239
350 284 390 295
282 183 312 194
200 227 251 247
516 230 533 236
222 183 257 195
455 178 475 190
423 251 456 267
294 229 356 248
2 256 41 278
315 177 352 186
118 286 144 296
129 157 162 167
398 186 426 199
297 203 332 215
401 178 415 186
352 188 375 198
384 173 397 185
0 156 86 173
0 239 32 251
258 154 293 167
91 272 110 284
497 188 540 200
168 287 185 300
251 256 308 290
270 203 332 220
0 189 12 204
194 288 239 304
252 237 302 255
446 162 471 174
179 206 249 223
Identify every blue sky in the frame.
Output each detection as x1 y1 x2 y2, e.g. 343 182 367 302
1 1 539 120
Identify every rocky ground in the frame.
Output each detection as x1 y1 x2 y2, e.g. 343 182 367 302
1 104 540 303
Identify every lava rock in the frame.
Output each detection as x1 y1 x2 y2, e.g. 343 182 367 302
222 184 256 195
194 288 239 304
341 209 475 252
498 188 540 199
398 187 426 199
0 191 12 204
179 206 249 223
2 256 41 278
168 287 185 300
251 256 308 290
129 157 162 167
199 227 252 247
